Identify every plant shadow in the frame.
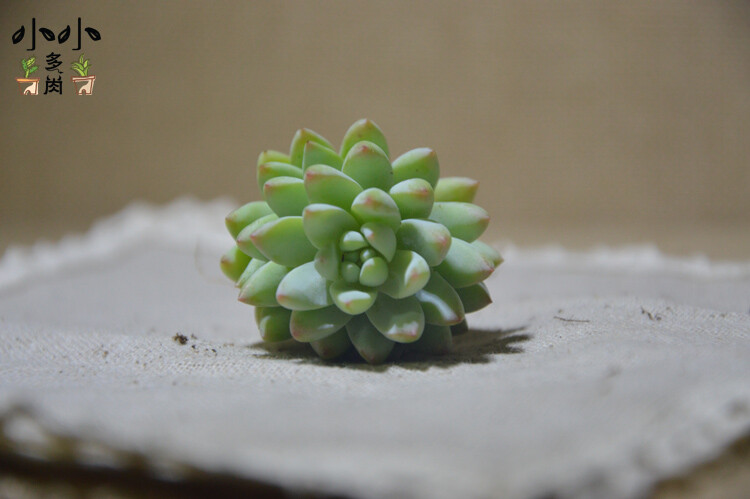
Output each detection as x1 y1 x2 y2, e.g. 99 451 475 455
249 325 530 372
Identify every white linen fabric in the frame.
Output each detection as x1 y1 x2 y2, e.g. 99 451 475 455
1 199 749 498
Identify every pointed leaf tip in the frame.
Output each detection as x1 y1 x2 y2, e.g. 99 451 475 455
340 119 389 159
391 148 439 188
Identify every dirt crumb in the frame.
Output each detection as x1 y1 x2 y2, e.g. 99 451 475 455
173 333 189 345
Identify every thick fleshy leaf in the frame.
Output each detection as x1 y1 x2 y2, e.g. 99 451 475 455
340 119 390 159
429 202 489 242
263 177 308 216
236 213 279 259
359 256 388 287
220 246 251 282
366 294 425 343
254 306 292 342
302 140 342 171
304 164 363 210
396 219 451 266
346 315 394 364
415 272 465 326
389 178 434 219
339 231 368 252
360 248 377 262
276 261 332 310
225 201 273 239
436 238 494 288
250 216 317 267
310 328 351 360
379 250 430 298
236 257 267 288
289 128 334 167
434 177 479 202
302 203 358 249
314 244 340 281
456 282 492 313
257 150 290 167
451 319 469 336
350 188 401 232
360 222 396 262
410 324 452 355
341 261 361 283
257 161 302 192
330 281 377 315
341 141 393 191
238 261 289 306
391 148 439 188
472 240 503 267
290 306 352 342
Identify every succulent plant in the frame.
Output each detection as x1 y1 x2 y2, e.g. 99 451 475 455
20 57 38 78
70 54 91 77
221 119 502 364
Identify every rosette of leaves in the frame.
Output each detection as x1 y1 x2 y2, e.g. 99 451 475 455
70 54 91 77
221 119 502 364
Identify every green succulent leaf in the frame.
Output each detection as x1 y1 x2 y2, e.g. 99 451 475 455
289 128 334 167
359 256 389 287
429 202 489 242
350 188 401 232
250 216 317 267
79 54 85 64
339 231 368 252
341 141 393 191
415 271 465 326
360 222 396 262
341 261 361 283
389 178 434 219
396 219 452 266
263 176 309 217
27 66 38 76
329 280 377 315
436 238 494 288
304 164 363 210
225 201 274 239
238 261 290 307
471 240 503 267
345 314 394 365
434 177 479 203
366 293 425 343
220 246 251 282
21 59 28 70
236 213 279 259
378 250 430 299
314 243 341 281
236 257 268 289
302 140 342 171
290 306 352 343
310 328 351 360
455 282 493 313
276 261 332 310
257 150 291 166
257 161 302 192
302 203 358 249
409 324 452 355
391 148 440 188
340 119 390 159
255 306 292 342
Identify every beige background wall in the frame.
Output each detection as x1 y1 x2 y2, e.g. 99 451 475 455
2 1 749 256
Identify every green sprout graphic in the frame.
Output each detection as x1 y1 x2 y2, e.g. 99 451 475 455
70 54 91 77
20 57 38 78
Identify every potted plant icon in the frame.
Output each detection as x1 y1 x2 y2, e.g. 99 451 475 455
70 54 95 95
17 57 39 95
